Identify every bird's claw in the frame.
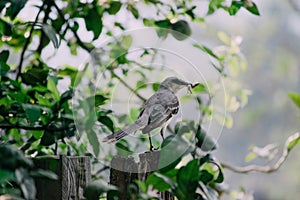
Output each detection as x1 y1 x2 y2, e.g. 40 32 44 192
150 145 159 151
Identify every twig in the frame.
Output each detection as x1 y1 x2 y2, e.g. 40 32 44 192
36 3 51 54
111 71 147 103
51 1 93 52
16 2 46 80
221 133 299 173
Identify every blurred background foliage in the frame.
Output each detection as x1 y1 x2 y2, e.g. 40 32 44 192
0 0 299 199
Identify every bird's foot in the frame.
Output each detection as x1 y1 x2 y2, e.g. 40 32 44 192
150 145 159 152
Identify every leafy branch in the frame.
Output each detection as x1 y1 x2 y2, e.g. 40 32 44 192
221 132 300 173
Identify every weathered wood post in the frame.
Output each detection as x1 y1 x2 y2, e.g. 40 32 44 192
33 155 91 200
109 151 174 200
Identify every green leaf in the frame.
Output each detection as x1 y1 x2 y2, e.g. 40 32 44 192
121 35 133 50
0 62 10 75
87 94 108 108
159 135 193 169
0 169 16 184
0 18 12 36
22 104 42 123
127 4 139 19
228 57 240 76
224 115 233 128
199 154 211 166
0 144 33 169
35 93 52 107
146 173 174 191
199 170 214 184
288 92 300 109
210 161 224 183
31 130 43 139
42 24 60 48
155 19 171 29
116 140 133 156
185 6 196 20
84 7 103 40
6 0 28 20
196 126 217 151
84 180 117 200
0 50 9 62
245 152 257 162
286 132 300 153
178 159 200 182
171 20 191 41
228 1 243 16
176 159 200 200
59 89 73 105
87 130 100 156
98 116 114 132
217 32 231 45
129 107 140 123
193 44 218 59
22 67 49 86
107 1 122 14
135 80 147 90
152 82 160 92
208 0 225 15
58 66 78 86
47 77 60 101
245 2 260 16
40 130 55 146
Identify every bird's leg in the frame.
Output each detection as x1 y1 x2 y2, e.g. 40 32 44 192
160 128 165 140
148 133 154 151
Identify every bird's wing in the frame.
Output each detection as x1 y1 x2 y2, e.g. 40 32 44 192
141 89 179 134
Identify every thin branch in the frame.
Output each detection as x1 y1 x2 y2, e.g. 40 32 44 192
16 2 46 80
221 133 299 173
36 3 51 54
111 71 147 103
51 1 93 52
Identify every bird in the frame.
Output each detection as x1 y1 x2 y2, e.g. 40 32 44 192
103 76 198 150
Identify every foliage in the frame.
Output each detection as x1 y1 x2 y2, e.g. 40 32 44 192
0 0 299 200
0 143 57 199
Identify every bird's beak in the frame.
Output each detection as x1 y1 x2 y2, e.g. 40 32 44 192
187 82 199 94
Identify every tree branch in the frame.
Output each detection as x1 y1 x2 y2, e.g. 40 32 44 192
111 71 147 103
16 2 46 80
221 132 300 173
51 1 93 52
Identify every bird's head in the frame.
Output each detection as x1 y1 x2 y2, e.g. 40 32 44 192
160 77 198 93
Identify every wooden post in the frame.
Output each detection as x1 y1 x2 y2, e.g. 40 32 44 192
33 155 91 200
109 151 174 200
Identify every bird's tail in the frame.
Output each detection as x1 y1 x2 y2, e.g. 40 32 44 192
102 122 140 143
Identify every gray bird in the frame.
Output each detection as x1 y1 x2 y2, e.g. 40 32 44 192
103 77 197 150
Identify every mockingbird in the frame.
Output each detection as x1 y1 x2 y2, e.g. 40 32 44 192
103 77 198 150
